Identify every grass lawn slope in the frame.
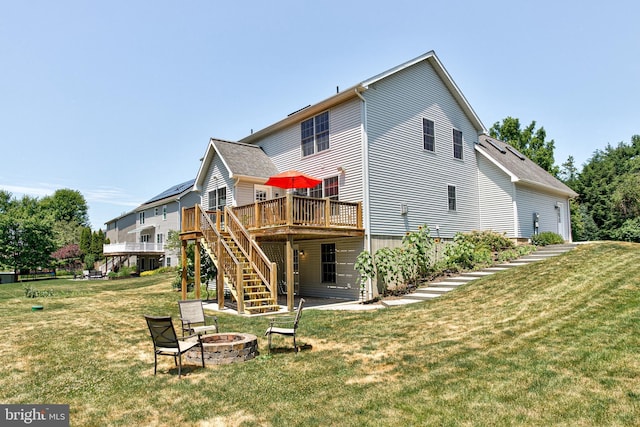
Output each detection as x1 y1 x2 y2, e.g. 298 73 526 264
0 242 638 426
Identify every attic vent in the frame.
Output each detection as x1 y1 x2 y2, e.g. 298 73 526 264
287 105 311 117
486 138 506 154
505 144 526 160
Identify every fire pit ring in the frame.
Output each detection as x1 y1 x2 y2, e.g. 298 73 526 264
185 333 258 365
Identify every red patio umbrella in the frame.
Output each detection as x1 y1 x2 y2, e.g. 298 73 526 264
264 170 322 189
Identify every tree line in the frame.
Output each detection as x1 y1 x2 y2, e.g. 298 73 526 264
491 117 640 242
0 189 106 277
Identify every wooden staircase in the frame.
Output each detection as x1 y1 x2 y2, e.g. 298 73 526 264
186 204 279 315
219 233 280 314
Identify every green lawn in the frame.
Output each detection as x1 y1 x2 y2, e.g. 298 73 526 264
1 242 639 426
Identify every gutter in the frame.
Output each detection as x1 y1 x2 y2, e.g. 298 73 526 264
354 88 374 300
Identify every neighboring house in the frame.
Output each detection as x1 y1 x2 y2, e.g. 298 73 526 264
179 50 576 310
104 179 198 272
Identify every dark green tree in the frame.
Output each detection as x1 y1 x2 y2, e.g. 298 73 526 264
489 117 559 176
90 229 105 261
0 195 55 274
574 135 640 240
79 227 92 260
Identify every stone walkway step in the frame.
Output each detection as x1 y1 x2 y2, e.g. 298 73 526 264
386 244 577 307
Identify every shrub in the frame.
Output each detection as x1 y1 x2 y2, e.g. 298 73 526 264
611 218 640 242
24 284 54 298
443 233 476 271
517 245 536 256
463 230 515 252
497 248 519 263
354 250 375 298
531 232 564 246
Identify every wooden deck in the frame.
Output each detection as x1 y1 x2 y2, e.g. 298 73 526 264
182 194 364 240
179 195 363 313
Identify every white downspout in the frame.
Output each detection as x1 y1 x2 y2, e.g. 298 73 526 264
355 88 375 300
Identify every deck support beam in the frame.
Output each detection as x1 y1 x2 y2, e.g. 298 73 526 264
286 235 294 312
181 240 187 301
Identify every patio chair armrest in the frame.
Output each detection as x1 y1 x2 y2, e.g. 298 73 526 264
178 333 202 342
204 315 219 331
268 316 295 327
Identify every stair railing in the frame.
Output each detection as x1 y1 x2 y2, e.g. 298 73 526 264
224 206 278 303
193 205 247 312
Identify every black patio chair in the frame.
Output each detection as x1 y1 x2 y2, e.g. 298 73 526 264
265 298 305 353
144 315 204 378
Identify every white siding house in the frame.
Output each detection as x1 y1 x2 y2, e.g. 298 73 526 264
191 51 576 301
103 179 198 272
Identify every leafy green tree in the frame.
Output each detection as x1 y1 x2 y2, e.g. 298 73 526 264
0 195 55 274
489 117 559 176
40 189 89 226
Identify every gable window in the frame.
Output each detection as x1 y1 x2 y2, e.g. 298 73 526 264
301 111 329 157
139 212 145 224
453 129 463 160
321 243 336 283
162 205 167 220
423 118 435 152
208 187 227 211
448 185 457 211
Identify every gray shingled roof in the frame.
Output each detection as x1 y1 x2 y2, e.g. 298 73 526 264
476 135 578 197
210 138 279 178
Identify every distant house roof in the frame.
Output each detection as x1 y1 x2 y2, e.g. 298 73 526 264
194 138 279 190
140 179 196 207
240 50 486 144
476 135 578 198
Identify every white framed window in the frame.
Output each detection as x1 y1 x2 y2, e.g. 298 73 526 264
154 207 158 216
162 205 167 220
208 187 227 211
254 184 271 202
305 176 339 200
139 212 145 224
141 234 150 243
448 185 457 211
324 176 338 200
301 111 329 157
453 129 463 160
423 118 435 152
156 234 163 244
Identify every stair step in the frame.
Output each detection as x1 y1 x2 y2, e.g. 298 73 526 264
244 305 280 313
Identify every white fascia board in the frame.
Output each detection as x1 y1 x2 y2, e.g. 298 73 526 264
194 140 215 191
475 144 519 182
240 86 362 144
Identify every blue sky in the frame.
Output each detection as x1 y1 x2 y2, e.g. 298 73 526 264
1 1 639 229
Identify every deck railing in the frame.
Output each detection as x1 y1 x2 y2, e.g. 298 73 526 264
103 242 165 254
233 194 362 229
